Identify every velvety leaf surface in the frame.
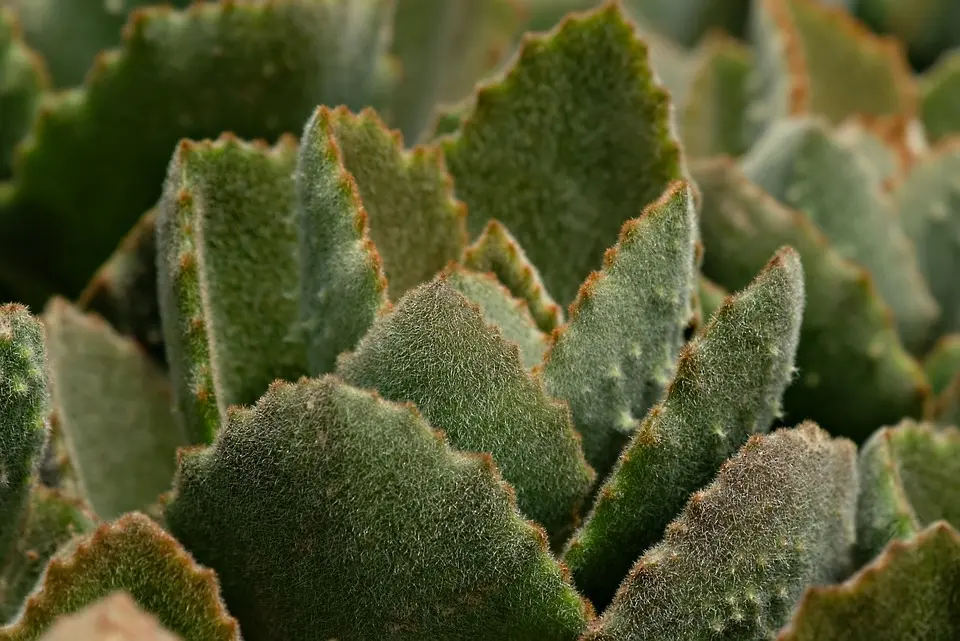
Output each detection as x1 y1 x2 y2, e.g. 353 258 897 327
463 220 564 333
43 298 186 519
165 376 592 641
564 248 804 609
921 51 960 143
680 32 752 159
36 593 181 641
0 487 94 623
296 106 389 376
692 157 927 441
777 521 960 641
748 0 914 143
857 420 960 562
584 423 857 641
320 106 467 299
539 181 698 479
0 305 48 559
895 141 960 336
0 513 239 641
158 135 307 444
337 277 594 541
443 264 548 368
441 2 684 305
742 117 938 352
926 334 960 395
77 210 163 364
0 8 46 179
1 0 392 300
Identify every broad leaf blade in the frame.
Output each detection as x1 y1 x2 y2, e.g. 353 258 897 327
337 277 594 541
540 181 698 479
584 423 857 641
441 2 685 305
564 248 805 608
165 376 592 641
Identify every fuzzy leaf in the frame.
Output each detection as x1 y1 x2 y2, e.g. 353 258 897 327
564 248 805 608
920 50 960 143
680 32 752 159
832 117 903 186
441 2 684 305
857 420 960 563
742 117 938 351
777 521 960 641
1 0 392 300
584 422 857 640
165 376 591 641
313 107 467 300
925 334 960 395
43 298 186 519
77 210 163 364
692 157 927 441
895 141 960 337
0 487 94 623
337 277 594 541
0 8 46 179
748 0 915 143
36 593 181 641
0 513 238 641
157 135 307 444
0 304 48 558
539 181 698 480
463 220 564 333
443 264 548 368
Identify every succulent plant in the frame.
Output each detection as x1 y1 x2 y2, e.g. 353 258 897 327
0 0 959 639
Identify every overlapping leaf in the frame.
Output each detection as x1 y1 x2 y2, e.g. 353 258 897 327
741 117 938 351
920 50 960 143
778 522 960 640
157 135 307 444
337 277 594 541
584 423 857 640
43 298 186 519
164 376 592 641
539 181 698 479
564 248 804 608
441 2 684 305
0 8 46 178
925 334 960 395
692 157 927 440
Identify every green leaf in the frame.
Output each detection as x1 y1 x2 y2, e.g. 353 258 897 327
680 32 752 159
692 156 928 441
0 513 239 641
443 264 548 368
696 275 728 331
539 181 698 480
925 334 960 395
832 117 903 187
0 487 94 624
165 375 592 641
312 106 467 300
77 210 163 365
0 304 48 559
747 0 915 144
43 298 187 519
623 0 750 48
564 247 805 609
857 0 960 75
2 0 393 299
441 2 684 305
857 420 960 563
894 140 960 337
337 276 594 541
34 592 182 641
157 135 307 445
920 50 960 144
778 521 960 641
0 8 46 179
463 220 564 333
742 117 938 352
583 422 857 640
